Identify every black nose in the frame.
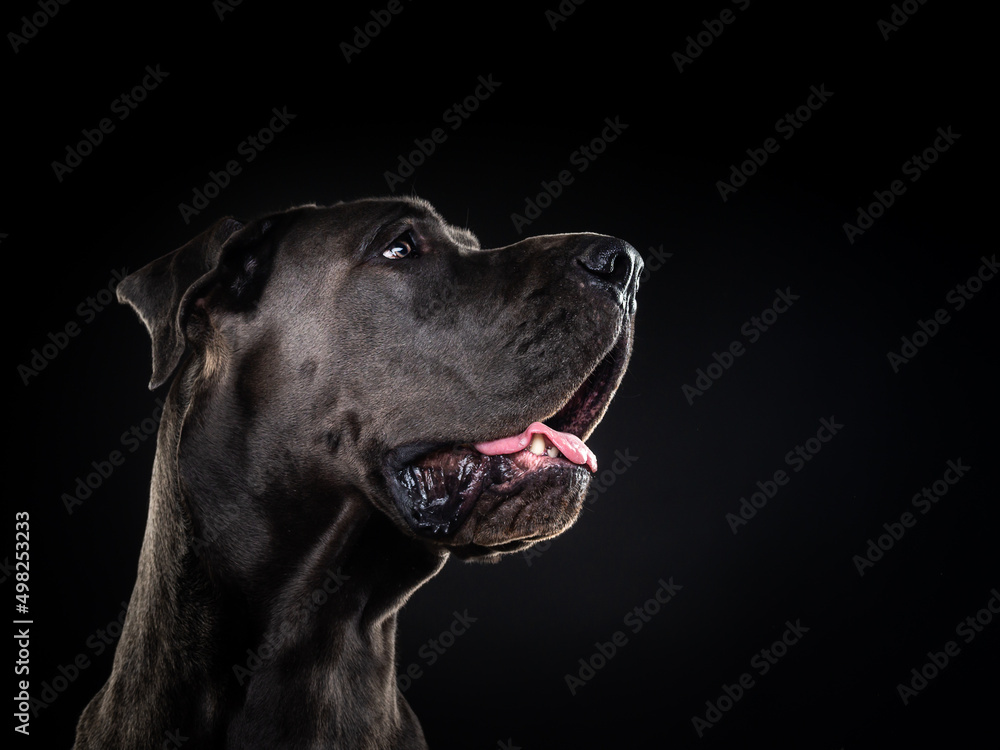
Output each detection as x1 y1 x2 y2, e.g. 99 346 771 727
575 236 643 295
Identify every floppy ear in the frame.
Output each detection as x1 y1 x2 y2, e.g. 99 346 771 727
117 216 257 390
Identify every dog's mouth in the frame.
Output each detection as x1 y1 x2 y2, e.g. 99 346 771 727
383 325 631 545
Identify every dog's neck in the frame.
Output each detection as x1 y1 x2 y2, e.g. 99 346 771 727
76 391 445 750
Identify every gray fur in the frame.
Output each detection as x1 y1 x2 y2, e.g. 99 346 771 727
74 197 641 749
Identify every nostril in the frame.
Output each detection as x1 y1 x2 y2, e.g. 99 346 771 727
576 238 637 290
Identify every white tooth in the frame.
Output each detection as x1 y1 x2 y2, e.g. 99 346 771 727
528 433 547 455
546 445 560 458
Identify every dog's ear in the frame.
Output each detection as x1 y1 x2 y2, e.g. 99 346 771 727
117 216 277 390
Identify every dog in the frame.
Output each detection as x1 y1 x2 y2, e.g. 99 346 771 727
73 196 641 749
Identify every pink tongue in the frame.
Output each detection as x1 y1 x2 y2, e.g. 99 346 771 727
474 422 598 473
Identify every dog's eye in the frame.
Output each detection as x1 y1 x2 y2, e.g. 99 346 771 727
383 234 419 260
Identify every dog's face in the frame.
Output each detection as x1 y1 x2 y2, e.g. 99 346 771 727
120 197 640 562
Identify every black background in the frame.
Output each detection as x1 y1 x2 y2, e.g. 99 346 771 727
8 1 997 748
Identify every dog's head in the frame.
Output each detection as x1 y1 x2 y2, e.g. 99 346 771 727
119 197 640 563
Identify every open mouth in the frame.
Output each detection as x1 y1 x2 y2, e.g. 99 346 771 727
383 326 631 541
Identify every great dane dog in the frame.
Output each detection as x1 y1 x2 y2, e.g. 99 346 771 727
74 197 641 749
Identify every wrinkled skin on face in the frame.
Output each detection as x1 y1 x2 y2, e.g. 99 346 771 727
178 197 641 565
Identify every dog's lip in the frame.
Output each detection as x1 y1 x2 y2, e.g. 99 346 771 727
383 443 587 540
